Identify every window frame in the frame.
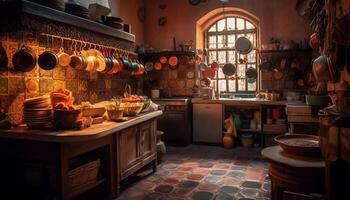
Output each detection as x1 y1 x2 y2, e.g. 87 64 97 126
204 16 259 94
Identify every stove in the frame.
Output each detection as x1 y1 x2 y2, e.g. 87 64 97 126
152 98 192 146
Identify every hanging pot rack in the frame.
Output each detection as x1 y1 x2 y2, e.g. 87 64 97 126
39 33 138 58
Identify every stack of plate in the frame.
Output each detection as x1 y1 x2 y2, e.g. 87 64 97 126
102 16 124 29
65 2 90 19
23 95 52 129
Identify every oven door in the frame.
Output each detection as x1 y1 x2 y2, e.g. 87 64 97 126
157 106 191 146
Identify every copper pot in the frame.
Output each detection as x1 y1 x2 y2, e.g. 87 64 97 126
38 50 58 70
12 44 36 72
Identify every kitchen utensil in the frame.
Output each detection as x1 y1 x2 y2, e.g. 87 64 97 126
200 77 211 87
222 63 236 76
246 67 257 78
65 1 90 19
57 47 70 68
247 78 256 83
274 134 320 157
201 67 216 79
12 44 36 72
313 55 329 82
168 56 178 69
259 60 273 70
159 56 167 64
273 70 283 80
38 50 58 70
211 61 219 70
188 0 201 6
53 109 82 130
82 107 106 118
235 36 253 55
154 62 162 70
272 108 281 120
198 61 208 71
145 61 154 71
0 42 8 70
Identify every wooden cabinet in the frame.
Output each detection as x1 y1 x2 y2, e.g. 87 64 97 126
115 120 157 195
119 127 140 177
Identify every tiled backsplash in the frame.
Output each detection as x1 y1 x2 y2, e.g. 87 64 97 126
0 32 137 125
145 62 200 97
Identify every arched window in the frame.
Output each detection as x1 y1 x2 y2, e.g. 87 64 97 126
205 16 258 94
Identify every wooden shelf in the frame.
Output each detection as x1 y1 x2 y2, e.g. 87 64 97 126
0 0 135 43
68 179 106 199
239 128 262 133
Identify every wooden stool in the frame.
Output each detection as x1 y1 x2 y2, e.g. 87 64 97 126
262 146 325 200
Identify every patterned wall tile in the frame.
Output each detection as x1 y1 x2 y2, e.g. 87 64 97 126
66 79 78 93
39 79 54 93
53 80 66 91
78 70 90 80
0 95 9 112
168 71 178 79
0 77 8 94
78 80 88 92
9 77 25 94
66 67 77 79
25 78 39 93
53 67 66 79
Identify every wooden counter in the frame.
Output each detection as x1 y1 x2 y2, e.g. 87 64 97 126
0 111 162 200
0 111 162 143
191 98 287 106
262 146 325 200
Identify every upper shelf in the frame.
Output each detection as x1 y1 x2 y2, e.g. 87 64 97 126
0 0 135 43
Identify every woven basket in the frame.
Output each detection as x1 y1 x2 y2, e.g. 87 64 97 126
67 160 100 191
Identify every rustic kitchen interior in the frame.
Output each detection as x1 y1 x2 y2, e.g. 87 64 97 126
0 0 349 199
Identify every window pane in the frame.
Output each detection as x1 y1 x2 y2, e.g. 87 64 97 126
238 79 246 91
227 18 235 30
208 24 217 32
227 34 236 48
218 51 226 64
248 81 256 91
228 80 236 92
228 51 235 63
218 80 227 92
237 18 245 30
208 36 216 49
218 67 225 78
246 20 255 29
208 51 217 63
247 50 256 63
237 64 246 77
217 35 225 48
246 33 256 48
217 19 226 31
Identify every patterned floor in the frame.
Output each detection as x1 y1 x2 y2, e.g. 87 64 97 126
117 145 271 200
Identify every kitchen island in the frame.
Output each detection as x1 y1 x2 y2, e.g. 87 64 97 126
0 111 162 200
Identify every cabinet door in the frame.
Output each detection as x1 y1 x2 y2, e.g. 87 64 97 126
139 121 155 159
119 127 139 175
193 104 223 143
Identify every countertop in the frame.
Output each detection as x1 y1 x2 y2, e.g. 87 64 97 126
0 111 163 143
191 98 287 106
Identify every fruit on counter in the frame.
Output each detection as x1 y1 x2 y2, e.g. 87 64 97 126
54 102 75 110
122 95 145 102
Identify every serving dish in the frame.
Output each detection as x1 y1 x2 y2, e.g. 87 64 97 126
274 134 320 157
